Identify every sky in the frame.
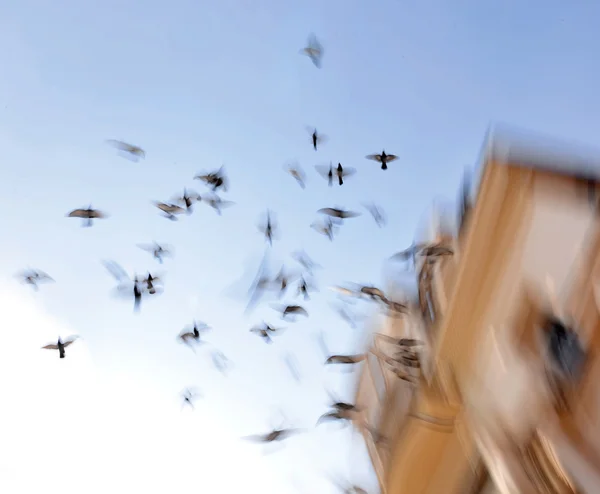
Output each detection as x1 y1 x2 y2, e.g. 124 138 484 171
0 0 599 492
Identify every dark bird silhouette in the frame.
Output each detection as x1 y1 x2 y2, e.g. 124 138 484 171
42 336 79 359
250 322 285 344
306 127 326 151
195 166 229 192
285 162 306 189
297 276 316 300
174 188 201 214
203 194 234 215
362 202 386 227
17 269 54 290
315 163 334 187
66 205 107 227
154 201 185 221
137 242 173 264
243 427 303 443
334 163 356 186
366 150 398 170
300 33 323 68
103 260 151 313
135 272 163 295
257 210 279 246
106 139 146 160
178 321 209 349
181 388 203 410
325 354 366 365
317 207 361 220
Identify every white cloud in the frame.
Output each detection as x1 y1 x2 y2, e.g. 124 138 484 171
0 281 295 494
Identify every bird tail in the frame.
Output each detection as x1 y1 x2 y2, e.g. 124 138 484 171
338 176 343 186
381 163 388 170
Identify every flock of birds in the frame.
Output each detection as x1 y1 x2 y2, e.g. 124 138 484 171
16 34 472 494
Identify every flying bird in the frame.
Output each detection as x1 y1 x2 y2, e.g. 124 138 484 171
366 150 398 170
297 276 316 300
291 250 321 274
272 304 308 320
211 350 232 374
389 241 429 269
106 139 146 160
137 242 173 264
203 194 234 215
17 269 54 290
181 388 203 410
306 127 326 151
362 202 386 227
285 163 306 189
66 205 107 227
257 210 279 246
311 218 337 241
42 336 79 359
154 201 185 221
250 322 285 344
174 188 201 214
195 166 229 192
243 427 303 443
317 207 361 220
333 163 356 186
300 33 323 68
315 163 334 187
178 321 209 349
420 244 454 258
325 354 366 365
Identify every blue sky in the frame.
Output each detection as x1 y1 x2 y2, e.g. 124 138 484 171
0 0 599 492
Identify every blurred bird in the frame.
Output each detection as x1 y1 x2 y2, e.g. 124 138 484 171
284 353 302 382
173 188 201 214
311 218 337 241
195 166 229 192
389 241 428 269
366 150 398 170
325 354 366 365
250 322 285 344
137 242 173 264
211 350 232 374
42 336 79 359
315 163 334 187
181 388 203 410
300 33 323 68
103 260 149 313
273 304 309 320
257 210 279 246
362 202 386 227
243 427 303 443
203 194 234 215
17 269 54 290
317 407 357 426
66 205 107 227
335 163 356 186
420 244 454 258
106 139 145 160
285 162 306 189
297 275 316 300
154 201 185 221
306 127 326 151
135 272 163 295
317 207 361 220
291 250 321 274
178 321 209 349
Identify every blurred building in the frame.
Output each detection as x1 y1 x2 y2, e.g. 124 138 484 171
354 127 600 493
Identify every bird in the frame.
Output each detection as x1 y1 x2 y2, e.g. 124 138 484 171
103 260 150 313
317 407 356 426
362 202 386 227
420 244 454 258
17 269 54 290
300 33 323 68
291 250 321 274
280 304 308 319
315 163 334 187
311 218 337 241
181 388 202 410
211 350 232 374
334 163 356 186
366 150 398 170
203 194 234 215
317 207 361 220
285 163 306 189
325 354 366 365
195 166 229 192
178 321 209 349
66 205 107 227
135 272 162 294
174 188 201 214
42 336 79 359
250 322 285 344
153 201 185 221
257 210 279 246
389 241 429 269
106 139 146 160
243 427 303 443
297 276 315 300
307 127 326 151
137 242 173 264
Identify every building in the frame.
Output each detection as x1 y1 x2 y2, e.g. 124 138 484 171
354 126 600 493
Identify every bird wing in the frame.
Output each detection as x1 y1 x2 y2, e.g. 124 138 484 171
42 344 59 350
316 411 340 425
242 434 269 443
314 165 331 178
292 306 308 316
36 270 54 281
89 209 106 219
341 167 356 177
106 139 129 151
102 260 129 281
62 337 78 348
385 154 399 162
317 208 339 217
341 210 361 218
365 154 381 162
67 209 88 218
136 243 155 252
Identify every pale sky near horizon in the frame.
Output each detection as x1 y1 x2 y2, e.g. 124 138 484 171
0 0 599 493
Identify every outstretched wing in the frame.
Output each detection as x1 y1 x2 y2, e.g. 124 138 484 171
62 336 79 347
385 154 399 162
341 166 356 177
67 209 88 218
102 260 129 282
89 209 106 219
314 164 331 178
365 154 381 162
42 344 58 350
